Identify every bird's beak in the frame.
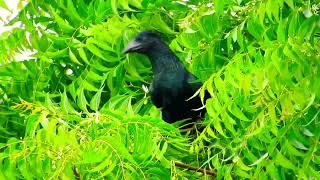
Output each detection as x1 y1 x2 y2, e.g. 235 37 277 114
122 40 141 54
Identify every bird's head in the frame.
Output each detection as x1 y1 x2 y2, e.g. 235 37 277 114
123 31 164 54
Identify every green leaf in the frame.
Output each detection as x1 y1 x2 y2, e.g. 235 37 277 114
237 27 244 48
266 0 279 22
25 114 41 137
45 48 68 58
77 88 88 112
111 0 119 16
222 111 237 135
302 128 314 137
206 126 217 138
79 47 90 65
101 160 117 176
249 153 268 166
215 0 225 15
87 37 114 52
228 103 250 121
69 48 83 66
49 6 75 33
284 0 294 9
206 76 215 97
275 151 296 170
266 162 280 179
236 158 252 171
87 70 105 81
82 80 99 91
90 154 113 172
0 0 9 11
61 89 78 114
235 169 251 178
90 86 104 111
212 118 227 137
86 42 118 62
247 18 264 40
288 11 298 37
305 166 320 179
241 75 251 96
104 136 137 164
67 0 83 23
298 16 316 42
277 19 286 42
214 76 228 103
127 97 134 115
129 0 142 9
17 158 33 180
283 140 304 157
150 14 175 35
155 142 170 167
292 140 308 150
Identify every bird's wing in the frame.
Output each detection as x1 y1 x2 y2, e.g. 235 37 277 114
149 82 162 108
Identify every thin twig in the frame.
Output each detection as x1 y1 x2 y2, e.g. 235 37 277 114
179 125 196 132
174 161 216 178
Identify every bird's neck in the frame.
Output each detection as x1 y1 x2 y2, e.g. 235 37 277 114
146 47 183 75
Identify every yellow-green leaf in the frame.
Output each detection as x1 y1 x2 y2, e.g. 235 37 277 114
69 48 83 66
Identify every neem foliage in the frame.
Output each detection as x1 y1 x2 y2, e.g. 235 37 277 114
0 0 319 179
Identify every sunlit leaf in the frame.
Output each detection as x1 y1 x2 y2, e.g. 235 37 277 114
249 153 268 166
69 48 83 66
228 103 250 121
275 151 296 170
90 86 104 111
49 6 75 33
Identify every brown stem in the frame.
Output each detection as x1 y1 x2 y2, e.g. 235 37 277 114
174 161 216 178
179 125 196 132
72 166 81 180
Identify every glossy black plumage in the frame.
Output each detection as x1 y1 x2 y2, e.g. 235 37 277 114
123 31 207 123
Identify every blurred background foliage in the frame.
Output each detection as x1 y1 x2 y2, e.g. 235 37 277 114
0 0 319 179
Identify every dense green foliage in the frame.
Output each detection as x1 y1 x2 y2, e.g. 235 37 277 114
0 0 319 179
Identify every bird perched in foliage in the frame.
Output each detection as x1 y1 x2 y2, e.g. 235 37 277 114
123 31 207 124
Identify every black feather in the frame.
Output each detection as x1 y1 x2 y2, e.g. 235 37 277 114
123 31 208 124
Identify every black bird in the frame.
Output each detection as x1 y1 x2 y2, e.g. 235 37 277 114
123 31 207 124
